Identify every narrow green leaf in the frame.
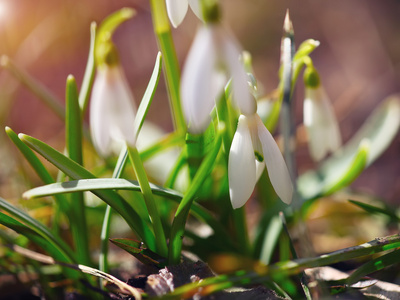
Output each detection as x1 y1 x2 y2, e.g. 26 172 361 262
168 129 223 265
348 200 400 221
0 197 76 264
79 22 97 113
18 133 156 249
0 211 79 279
149 1 185 131
347 249 400 285
134 51 162 136
127 145 168 256
110 238 165 267
23 178 182 201
6 126 71 234
66 75 90 265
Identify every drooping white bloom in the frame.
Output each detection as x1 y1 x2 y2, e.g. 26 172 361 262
90 65 136 157
228 113 293 209
181 24 255 133
303 86 341 162
166 0 202 28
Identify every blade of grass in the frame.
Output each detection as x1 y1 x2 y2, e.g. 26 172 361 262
0 211 79 279
0 197 76 264
127 145 168 257
78 22 96 114
23 178 182 200
66 75 90 265
133 51 162 136
348 200 400 221
18 133 156 250
168 129 223 265
6 126 71 236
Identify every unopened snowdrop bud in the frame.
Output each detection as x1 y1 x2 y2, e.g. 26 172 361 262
166 0 202 28
181 24 254 133
90 62 137 157
303 66 341 161
229 113 293 209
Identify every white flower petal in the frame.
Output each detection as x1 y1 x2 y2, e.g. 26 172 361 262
90 66 136 157
256 115 293 204
181 26 224 133
166 0 188 28
222 31 255 115
188 0 203 20
228 115 257 209
304 87 341 161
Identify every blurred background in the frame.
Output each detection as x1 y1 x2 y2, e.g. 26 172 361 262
0 0 398 208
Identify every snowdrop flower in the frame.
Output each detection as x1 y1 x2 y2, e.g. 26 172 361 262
166 0 202 28
90 64 137 157
303 67 341 162
181 24 254 133
229 113 293 209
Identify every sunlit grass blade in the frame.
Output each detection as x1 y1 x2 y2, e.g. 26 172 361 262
348 200 400 222
65 75 90 265
347 249 400 285
18 133 156 250
5 126 70 232
23 178 182 200
0 197 76 264
79 22 96 113
0 211 79 279
0 56 65 119
134 51 162 136
168 130 223 265
127 145 168 257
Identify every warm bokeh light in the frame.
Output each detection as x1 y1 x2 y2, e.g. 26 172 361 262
0 1 7 19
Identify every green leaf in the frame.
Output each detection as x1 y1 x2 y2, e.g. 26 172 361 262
0 197 76 264
23 178 182 200
110 238 166 267
134 52 162 137
298 96 400 201
347 249 400 285
168 129 223 265
348 200 400 221
65 75 90 265
0 211 79 279
293 39 320 62
18 133 156 250
79 22 96 113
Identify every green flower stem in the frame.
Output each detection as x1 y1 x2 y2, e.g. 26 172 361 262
149 0 185 132
168 131 223 265
127 144 168 257
232 207 250 256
